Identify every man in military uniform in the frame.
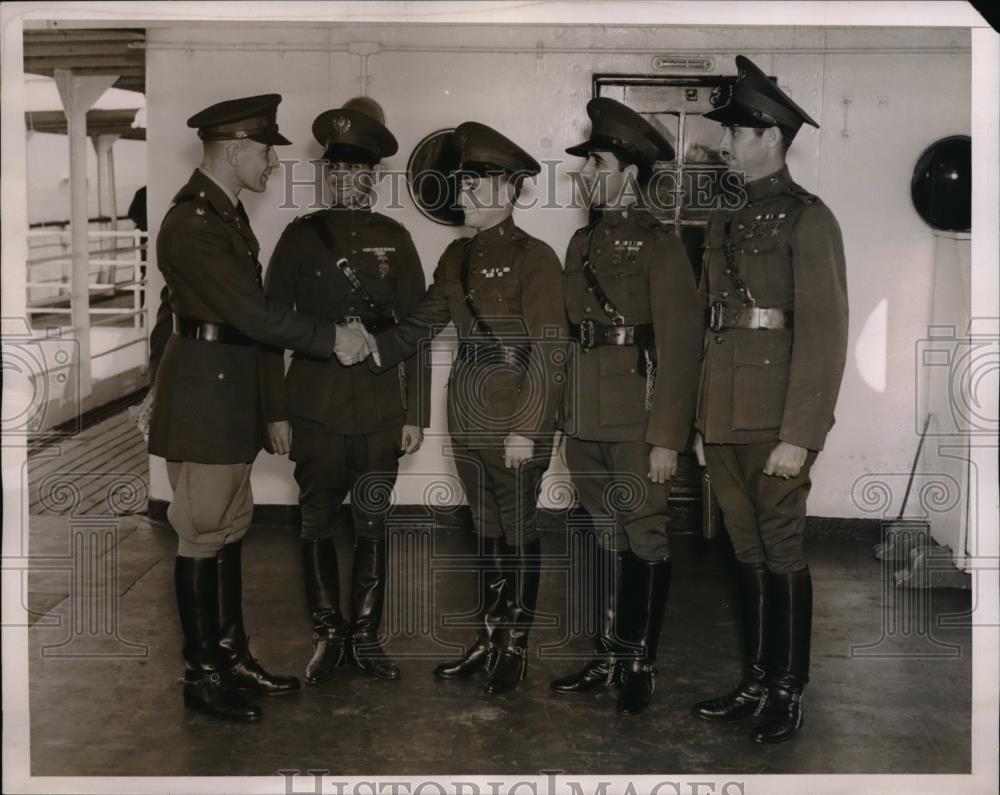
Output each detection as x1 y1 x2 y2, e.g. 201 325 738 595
338 122 568 695
262 98 430 685
149 94 351 722
689 56 848 743
548 98 703 715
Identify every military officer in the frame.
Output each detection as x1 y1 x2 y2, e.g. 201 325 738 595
548 98 703 715
262 99 431 685
339 121 568 695
689 56 848 743
149 94 349 722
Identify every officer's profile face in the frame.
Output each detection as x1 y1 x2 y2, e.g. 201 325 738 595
324 161 376 207
233 140 278 194
458 172 513 229
581 150 635 208
718 125 779 180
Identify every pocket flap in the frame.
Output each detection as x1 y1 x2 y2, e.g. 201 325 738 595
733 333 792 368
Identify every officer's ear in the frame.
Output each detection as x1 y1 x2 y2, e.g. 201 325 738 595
224 141 244 167
762 126 783 151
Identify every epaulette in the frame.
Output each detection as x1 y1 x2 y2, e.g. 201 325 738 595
372 212 406 231
291 209 330 226
509 228 539 250
166 191 208 219
783 184 819 206
635 211 667 230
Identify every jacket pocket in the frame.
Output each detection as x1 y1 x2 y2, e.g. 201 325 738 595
731 332 792 431
598 347 647 427
738 234 779 300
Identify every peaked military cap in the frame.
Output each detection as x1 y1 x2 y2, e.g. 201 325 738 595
704 55 820 139
453 121 541 176
566 97 675 165
312 106 398 165
187 93 291 145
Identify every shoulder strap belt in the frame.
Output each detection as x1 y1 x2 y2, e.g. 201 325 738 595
311 216 393 322
722 215 755 307
459 240 500 341
581 223 626 326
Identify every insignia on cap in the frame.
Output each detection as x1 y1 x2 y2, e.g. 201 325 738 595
459 132 470 148
333 115 351 134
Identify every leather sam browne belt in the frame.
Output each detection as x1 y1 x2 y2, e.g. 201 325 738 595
707 303 792 332
571 319 654 349
342 314 396 335
172 315 255 346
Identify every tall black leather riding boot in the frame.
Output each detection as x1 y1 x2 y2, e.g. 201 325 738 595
175 555 261 722
551 545 628 693
302 537 349 685
434 537 512 679
617 557 671 715
750 567 812 743
692 562 770 721
349 538 401 680
217 540 301 695
485 539 541 695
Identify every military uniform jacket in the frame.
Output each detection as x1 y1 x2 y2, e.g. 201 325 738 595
696 166 848 451
561 207 703 451
148 169 337 464
261 207 431 434
372 216 568 449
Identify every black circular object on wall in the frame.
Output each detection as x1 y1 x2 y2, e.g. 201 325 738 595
910 135 971 232
406 128 464 226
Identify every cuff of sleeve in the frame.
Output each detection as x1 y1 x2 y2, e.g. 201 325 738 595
645 428 691 452
314 322 338 358
778 425 824 452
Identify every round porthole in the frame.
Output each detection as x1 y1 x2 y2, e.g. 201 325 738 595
910 135 971 233
406 128 464 226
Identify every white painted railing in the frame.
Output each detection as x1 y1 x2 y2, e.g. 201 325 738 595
26 228 148 332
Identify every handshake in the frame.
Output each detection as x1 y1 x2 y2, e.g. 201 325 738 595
334 319 380 367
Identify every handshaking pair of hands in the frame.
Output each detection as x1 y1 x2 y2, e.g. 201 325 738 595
334 320 380 367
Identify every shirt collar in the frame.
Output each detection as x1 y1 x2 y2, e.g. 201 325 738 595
474 215 516 247
198 166 240 207
328 204 374 225
745 165 793 204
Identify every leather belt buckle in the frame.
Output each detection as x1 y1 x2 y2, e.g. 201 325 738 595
200 324 220 343
579 319 595 349
709 302 725 333
610 325 631 346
